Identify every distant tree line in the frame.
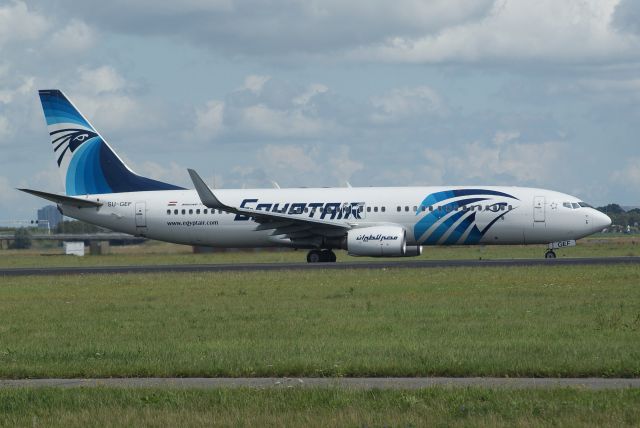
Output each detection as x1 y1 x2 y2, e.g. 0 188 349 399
596 204 640 228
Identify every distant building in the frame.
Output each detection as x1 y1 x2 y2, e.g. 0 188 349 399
37 205 62 230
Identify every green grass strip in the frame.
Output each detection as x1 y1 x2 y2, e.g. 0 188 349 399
1 387 640 427
1 265 639 378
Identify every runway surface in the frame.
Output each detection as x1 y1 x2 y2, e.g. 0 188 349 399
1 256 639 276
1 377 639 390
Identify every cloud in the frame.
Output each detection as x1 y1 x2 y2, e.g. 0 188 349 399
191 100 225 141
188 76 338 142
570 77 640 101
0 175 15 201
422 130 565 184
613 0 640 35
260 144 319 173
0 116 11 141
31 0 493 56
328 146 364 183
47 20 95 53
242 75 271 93
0 76 34 105
62 66 157 134
223 143 364 188
0 1 49 47
611 157 640 187
236 104 327 139
137 161 191 187
355 0 640 64
77 66 128 94
370 86 445 124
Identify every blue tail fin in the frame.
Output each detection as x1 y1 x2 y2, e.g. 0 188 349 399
39 89 184 195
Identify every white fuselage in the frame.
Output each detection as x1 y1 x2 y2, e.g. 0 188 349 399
60 186 610 248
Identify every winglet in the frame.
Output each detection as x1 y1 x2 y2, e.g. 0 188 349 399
187 169 228 210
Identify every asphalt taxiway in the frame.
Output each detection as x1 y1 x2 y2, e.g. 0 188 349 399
1 256 639 276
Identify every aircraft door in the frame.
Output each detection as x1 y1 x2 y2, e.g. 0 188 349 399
533 196 545 222
135 202 147 227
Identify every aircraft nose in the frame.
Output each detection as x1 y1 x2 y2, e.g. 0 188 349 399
592 210 612 231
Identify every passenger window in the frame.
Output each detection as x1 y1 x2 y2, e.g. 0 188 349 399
181 209 186 215
413 206 417 212
397 206 401 212
429 206 433 212
196 209 200 214
189 209 193 214
381 207 386 212
508 205 512 210
374 207 378 212
421 206 426 212
367 206 371 212
166 209 171 215
405 206 409 212
203 209 208 214
174 209 178 215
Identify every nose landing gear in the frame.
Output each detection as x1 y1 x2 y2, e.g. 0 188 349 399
544 240 576 259
306 249 337 263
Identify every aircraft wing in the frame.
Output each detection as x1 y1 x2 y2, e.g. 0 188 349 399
188 169 351 244
18 188 103 208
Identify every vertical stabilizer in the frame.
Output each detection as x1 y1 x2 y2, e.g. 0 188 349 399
38 90 184 195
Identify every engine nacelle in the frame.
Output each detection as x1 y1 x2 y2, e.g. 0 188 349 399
347 226 407 257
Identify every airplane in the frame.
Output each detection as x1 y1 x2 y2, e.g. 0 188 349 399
19 89 611 262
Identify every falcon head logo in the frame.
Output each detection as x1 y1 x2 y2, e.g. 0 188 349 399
50 128 99 166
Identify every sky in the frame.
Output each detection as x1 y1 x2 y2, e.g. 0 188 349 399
1 0 640 221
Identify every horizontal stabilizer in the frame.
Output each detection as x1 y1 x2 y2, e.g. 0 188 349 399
18 188 102 208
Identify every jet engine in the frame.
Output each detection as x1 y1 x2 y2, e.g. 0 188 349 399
347 226 408 257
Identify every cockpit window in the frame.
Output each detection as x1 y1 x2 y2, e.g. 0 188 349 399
571 203 580 209
563 202 572 209
578 202 592 208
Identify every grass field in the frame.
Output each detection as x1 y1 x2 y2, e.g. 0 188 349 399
1 265 638 378
1 235 639 268
1 387 640 427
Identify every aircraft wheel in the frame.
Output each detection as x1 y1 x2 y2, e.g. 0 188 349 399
324 250 337 263
545 250 556 259
307 250 322 263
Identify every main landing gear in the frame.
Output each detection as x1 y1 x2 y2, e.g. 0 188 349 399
306 249 337 263
544 250 557 259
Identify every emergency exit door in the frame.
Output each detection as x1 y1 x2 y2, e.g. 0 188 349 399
135 202 147 227
533 196 545 222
